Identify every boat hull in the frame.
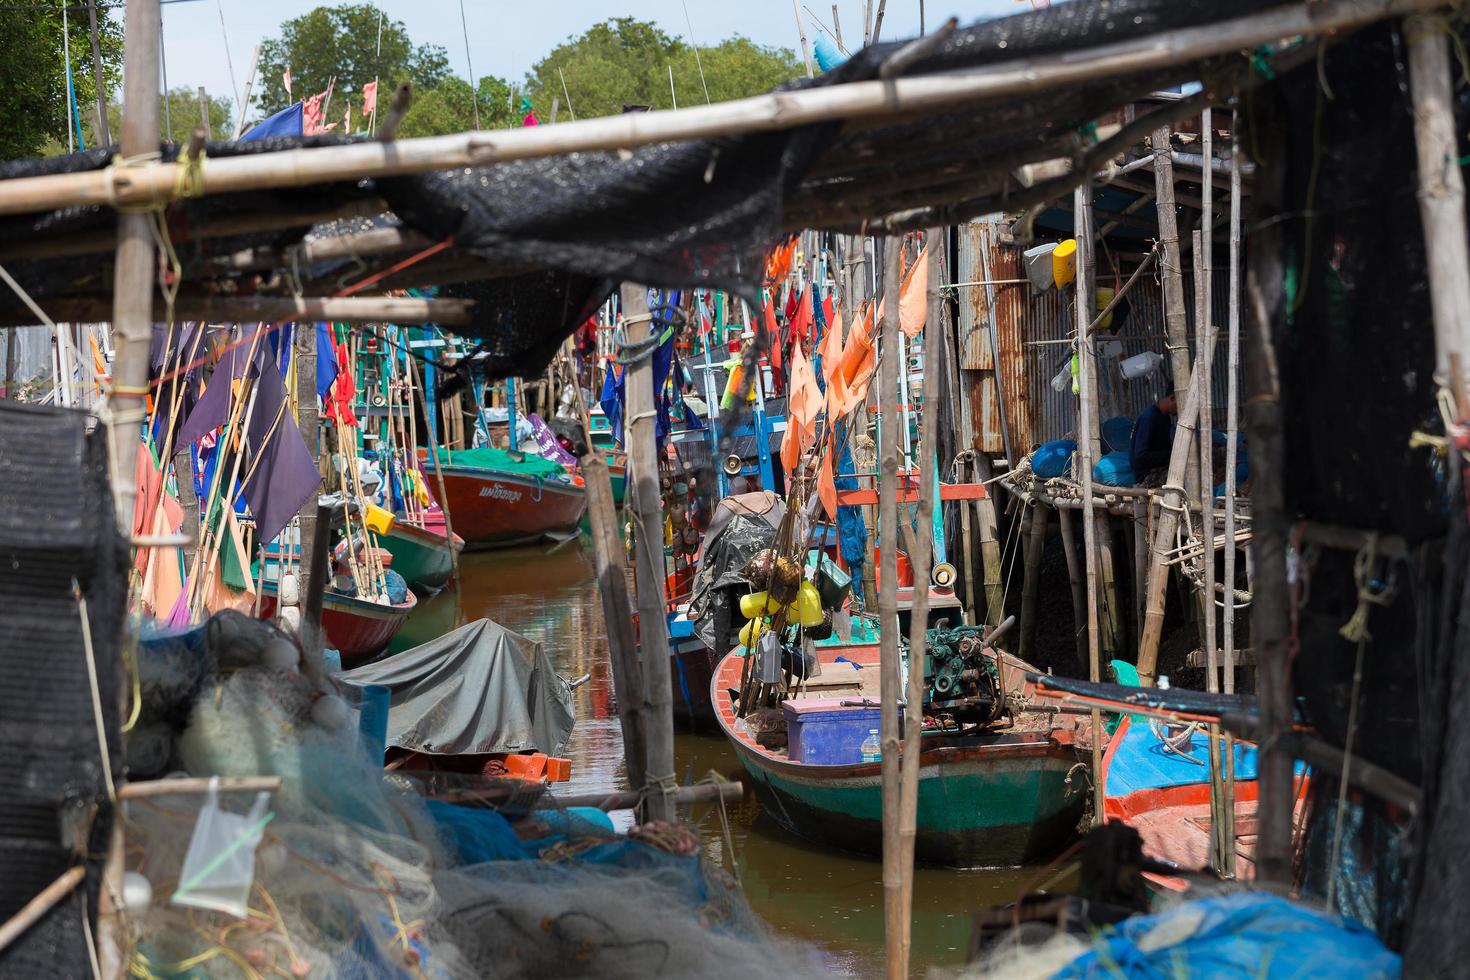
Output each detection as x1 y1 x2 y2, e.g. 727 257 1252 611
435 465 587 549
260 588 416 667
712 647 1086 867
380 521 463 594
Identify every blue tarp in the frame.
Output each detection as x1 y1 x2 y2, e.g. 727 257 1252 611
241 103 304 141
1055 892 1400 979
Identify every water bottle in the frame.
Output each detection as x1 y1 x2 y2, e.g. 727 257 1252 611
860 729 881 764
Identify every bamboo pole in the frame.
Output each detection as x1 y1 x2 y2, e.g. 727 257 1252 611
793 0 816 78
85 0 110 146
0 866 86 957
621 284 676 822
1074 183 1106 825
1220 109 1244 875
582 454 649 794
1018 503 1048 661
235 44 262 138
1151 125 1197 456
0 295 473 330
1057 506 1088 665
972 455 1005 625
292 322 321 654
896 225 943 974
408 354 461 587
1408 13 1470 375
0 0 1434 218
878 238 903 980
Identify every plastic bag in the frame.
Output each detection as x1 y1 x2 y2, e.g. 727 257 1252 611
171 778 274 918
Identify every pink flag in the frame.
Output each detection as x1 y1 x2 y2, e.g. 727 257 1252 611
362 80 378 115
344 100 351 133
302 93 324 134
282 66 292 100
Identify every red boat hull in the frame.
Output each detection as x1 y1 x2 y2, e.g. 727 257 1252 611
434 465 587 549
259 588 416 667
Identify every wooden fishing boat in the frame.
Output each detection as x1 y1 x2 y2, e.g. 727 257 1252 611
379 519 464 594
258 579 417 667
712 638 1090 868
432 459 587 549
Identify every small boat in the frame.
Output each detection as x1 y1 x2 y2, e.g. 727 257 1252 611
379 518 464 594
258 579 417 667
712 634 1091 867
430 447 587 549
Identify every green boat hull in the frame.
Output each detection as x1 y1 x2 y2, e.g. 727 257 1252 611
381 522 460 594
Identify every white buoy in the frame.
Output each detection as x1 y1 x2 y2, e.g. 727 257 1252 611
277 605 302 636
310 694 349 731
278 573 300 606
121 871 153 916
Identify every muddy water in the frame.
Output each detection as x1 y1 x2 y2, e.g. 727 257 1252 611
392 544 1038 978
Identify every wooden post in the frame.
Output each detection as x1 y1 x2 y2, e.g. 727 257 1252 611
1152 124 1197 491
1018 503 1048 660
3 328 14 398
1408 14 1470 376
896 226 944 974
298 501 332 682
1244 99 1293 884
972 455 1006 625
294 321 321 639
1220 109 1244 874
621 283 676 822
86 0 111 146
1074 182 1106 824
878 238 903 980
197 85 209 133
792 0 816 78
106 0 160 530
582 454 649 793
1057 506 1088 666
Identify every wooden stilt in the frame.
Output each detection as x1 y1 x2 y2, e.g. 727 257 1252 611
1057 506 1088 666
621 283 676 822
582 454 649 794
1018 503 1049 661
878 237 903 980
1074 182 1106 826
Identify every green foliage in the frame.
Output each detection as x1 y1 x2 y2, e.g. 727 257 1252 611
0 9 122 159
105 89 235 147
255 4 450 118
397 76 515 138
525 18 801 120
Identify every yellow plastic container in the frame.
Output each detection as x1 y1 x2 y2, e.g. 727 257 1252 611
363 502 396 536
739 617 767 650
1095 285 1116 330
1052 239 1077 288
795 581 824 627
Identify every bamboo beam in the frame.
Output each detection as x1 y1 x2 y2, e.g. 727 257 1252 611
1407 13 1470 376
1075 182 1106 826
0 0 1435 218
878 238 903 980
0 295 474 329
550 780 744 811
581 454 649 794
896 225 944 975
117 776 282 799
621 283 676 823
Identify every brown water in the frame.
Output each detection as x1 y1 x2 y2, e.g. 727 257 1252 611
391 544 1038 977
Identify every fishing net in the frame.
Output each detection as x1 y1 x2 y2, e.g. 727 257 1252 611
433 444 574 481
123 620 818 979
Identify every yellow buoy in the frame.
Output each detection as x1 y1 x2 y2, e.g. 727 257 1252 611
1052 239 1078 288
1095 286 1116 330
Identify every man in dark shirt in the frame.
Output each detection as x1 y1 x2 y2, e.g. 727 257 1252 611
1129 389 1178 478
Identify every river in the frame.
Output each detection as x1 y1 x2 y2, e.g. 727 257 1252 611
390 544 1037 978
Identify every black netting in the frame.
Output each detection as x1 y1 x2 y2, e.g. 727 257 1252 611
0 402 126 978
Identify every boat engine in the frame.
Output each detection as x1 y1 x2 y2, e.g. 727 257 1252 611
922 623 1004 726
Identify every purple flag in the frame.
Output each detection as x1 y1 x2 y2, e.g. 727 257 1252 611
526 413 577 467
175 325 261 449
239 346 321 547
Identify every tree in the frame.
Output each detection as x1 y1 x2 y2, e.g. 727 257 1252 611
255 4 450 118
106 89 234 147
524 18 801 121
397 76 515 138
0 9 122 159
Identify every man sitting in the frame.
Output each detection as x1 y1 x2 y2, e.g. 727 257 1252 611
1129 388 1177 485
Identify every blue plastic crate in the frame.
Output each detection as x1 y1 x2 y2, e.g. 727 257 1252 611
784 698 883 765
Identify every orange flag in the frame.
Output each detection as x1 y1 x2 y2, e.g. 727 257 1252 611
762 298 782 376
788 343 822 441
899 245 929 339
818 444 838 520
820 306 845 386
781 415 802 474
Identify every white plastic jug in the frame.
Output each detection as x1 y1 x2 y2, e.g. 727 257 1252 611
1120 350 1166 381
171 778 274 918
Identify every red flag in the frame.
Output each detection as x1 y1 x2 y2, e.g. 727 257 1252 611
822 295 835 331
361 80 378 115
282 66 292 100
762 299 782 377
789 289 813 345
523 110 540 127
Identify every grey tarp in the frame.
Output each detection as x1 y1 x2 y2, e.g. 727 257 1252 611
688 493 786 656
339 619 574 757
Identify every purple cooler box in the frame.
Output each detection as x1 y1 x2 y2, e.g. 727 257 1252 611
784 698 883 765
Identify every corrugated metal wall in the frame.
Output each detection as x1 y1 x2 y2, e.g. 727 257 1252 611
958 215 1236 458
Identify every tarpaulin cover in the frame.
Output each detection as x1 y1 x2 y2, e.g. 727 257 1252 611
1054 892 1400 979
0 402 125 978
434 444 572 482
339 618 574 756
689 496 785 657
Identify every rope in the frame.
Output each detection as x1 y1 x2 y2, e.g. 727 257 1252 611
73 577 116 802
1338 533 1398 644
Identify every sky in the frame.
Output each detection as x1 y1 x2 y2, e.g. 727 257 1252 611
154 0 1027 115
